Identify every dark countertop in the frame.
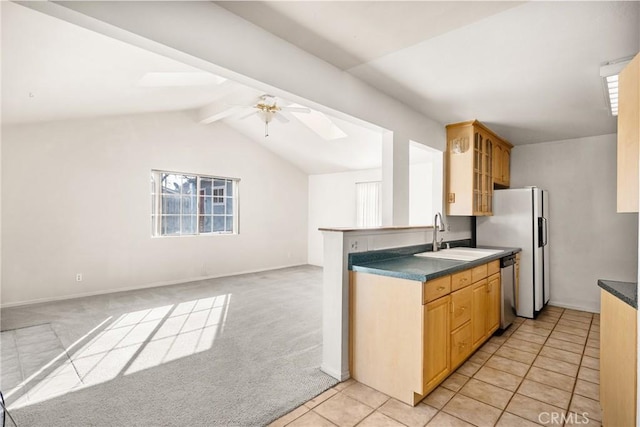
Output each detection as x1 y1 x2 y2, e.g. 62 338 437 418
350 245 521 282
597 279 637 309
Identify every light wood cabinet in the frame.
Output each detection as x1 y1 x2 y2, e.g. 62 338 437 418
502 148 511 185
450 286 473 370
423 296 451 392
350 260 501 406
617 53 639 213
492 139 512 188
450 322 472 369
486 273 501 332
471 273 501 349
451 269 472 291
471 279 488 348
446 120 512 216
451 286 472 330
600 290 637 426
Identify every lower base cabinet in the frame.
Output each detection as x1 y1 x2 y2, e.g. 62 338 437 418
450 322 472 368
423 297 450 391
350 259 501 406
600 289 637 426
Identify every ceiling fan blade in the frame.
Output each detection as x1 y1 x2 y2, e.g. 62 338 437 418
281 106 311 113
274 113 290 123
226 103 255 108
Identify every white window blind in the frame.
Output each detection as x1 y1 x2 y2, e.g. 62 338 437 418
356 181 382 227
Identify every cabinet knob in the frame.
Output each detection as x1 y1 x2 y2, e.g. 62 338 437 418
437 286 445 291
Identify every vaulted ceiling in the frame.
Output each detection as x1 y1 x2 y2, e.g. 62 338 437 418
218 1 639 145
2 1 639 174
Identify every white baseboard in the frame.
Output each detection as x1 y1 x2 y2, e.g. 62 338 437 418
320 364 350 382
548 300 600 314
1 263 307 309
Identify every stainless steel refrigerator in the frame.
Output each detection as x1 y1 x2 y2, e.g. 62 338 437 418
476 187 550 318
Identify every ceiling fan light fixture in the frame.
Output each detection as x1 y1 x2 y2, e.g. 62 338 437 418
256 109 276 137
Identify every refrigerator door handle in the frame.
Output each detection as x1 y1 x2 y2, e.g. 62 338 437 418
537 217 544 248
542 217 549 247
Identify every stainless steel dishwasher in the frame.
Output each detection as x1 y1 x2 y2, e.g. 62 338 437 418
500 254 517 329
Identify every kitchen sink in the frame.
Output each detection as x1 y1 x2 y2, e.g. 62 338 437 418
415 247 504 261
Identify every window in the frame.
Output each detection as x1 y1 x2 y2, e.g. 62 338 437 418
356 181 382 227
151 171 238 236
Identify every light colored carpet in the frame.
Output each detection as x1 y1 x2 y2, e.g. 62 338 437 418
1 265 337 426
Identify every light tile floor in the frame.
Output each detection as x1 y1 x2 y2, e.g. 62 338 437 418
270 306 602 427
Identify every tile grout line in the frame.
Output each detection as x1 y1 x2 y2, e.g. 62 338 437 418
437 317 530 425
493 311 562 424
278 307 598 427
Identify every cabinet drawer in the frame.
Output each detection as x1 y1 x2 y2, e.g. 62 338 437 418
423 276 451 304
451 321 472 369
471 264 488 283
487 260 500 276
451 286 472 330
451 269 472 291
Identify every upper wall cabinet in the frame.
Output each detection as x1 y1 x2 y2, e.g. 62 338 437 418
446 120 513 216
617 53 640 213
492 138 512 188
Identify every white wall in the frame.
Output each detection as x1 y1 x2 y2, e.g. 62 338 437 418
1 111 308 306
307 165 471 267
308 169 381 266
511 133 638 312
409 161 433 225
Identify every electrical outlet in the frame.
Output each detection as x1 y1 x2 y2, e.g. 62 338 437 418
76 273 83 282
351 240 359 251
448 193 455 203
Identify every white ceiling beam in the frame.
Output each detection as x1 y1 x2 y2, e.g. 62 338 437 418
197 103 240 124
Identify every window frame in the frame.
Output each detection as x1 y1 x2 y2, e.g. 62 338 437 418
151 170 240 237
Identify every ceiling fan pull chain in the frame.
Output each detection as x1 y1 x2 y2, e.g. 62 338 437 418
265 121 269 137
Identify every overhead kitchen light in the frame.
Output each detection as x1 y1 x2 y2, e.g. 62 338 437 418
138 71 227 87
600 57 633 116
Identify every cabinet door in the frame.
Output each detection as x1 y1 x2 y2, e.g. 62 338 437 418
617 53 639 213
451 286 472 330
450 322 472 369
601 290 637 426
483 134 493 215
486 273 501 333
471 280 487 348
493 141 503 186
423 296 450 391
473 132 483 214
502 148 511 186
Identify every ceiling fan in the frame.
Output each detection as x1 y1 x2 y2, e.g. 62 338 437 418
239 95 311 137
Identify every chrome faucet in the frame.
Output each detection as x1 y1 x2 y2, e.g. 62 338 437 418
433 212 446 252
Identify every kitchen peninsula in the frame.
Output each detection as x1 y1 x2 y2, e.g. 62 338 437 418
349 244 520 405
